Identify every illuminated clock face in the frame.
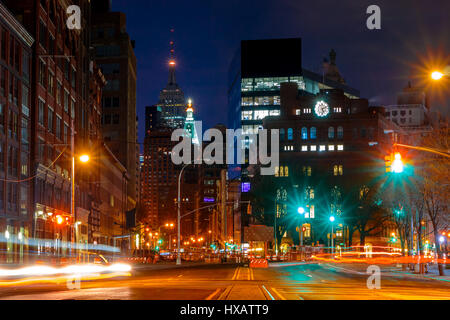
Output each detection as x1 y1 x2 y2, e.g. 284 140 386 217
315 101 329 117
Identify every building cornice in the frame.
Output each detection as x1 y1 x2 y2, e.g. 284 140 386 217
0 2 34 47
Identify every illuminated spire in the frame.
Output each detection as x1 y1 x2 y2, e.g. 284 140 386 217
168 29 176 85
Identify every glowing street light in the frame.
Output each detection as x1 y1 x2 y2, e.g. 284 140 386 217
431 71 444 80
391 152 404 173
79 154 90 163
329 216 335 222
297 207 305 214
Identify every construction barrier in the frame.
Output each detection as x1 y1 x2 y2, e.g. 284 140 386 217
250 259 268 268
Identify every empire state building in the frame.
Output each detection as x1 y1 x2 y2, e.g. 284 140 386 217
157 41 186 128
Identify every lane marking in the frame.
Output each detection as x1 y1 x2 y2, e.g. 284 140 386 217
236 267 241 280
218 285 233 300
250 268 254 280
205 288 221 300
247 268 250 280
261 285 275 300
271 287 286 300
231 267 240 280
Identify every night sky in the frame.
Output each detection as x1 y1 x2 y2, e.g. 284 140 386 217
111 0 450 147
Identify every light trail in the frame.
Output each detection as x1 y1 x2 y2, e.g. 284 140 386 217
0 263 132 277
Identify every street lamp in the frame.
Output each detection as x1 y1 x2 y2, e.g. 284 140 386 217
177 164 190 265
72 152 89 258
297 207 305 246
329 216 335 255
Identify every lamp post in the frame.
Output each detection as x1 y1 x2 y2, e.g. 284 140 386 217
330 216 335 255
297 207 305 246
177 164 190 265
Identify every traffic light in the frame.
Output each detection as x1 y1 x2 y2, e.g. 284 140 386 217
385 153 393 172
391 152 404 173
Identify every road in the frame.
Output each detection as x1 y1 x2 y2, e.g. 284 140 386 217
0 262 448 300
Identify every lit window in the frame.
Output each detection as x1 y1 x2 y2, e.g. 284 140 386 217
295 109 301 115
310 205 315 218
310 127 317 139
319 145 325 151
328 127 334 139
333 107 342 113
301 127 308 139
301 145 307 151
274 166 279 177
285 166 289 177
333 165 338 176
337 145 343 151
339 165 343 176
310 145 316 151
287 128 293 140
280 166 284 177
328 145 335 151
337 126 343 139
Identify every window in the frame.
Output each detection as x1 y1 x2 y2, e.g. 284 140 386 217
241 110 252 120
303 108 311 114
280 128 285 141
64 90 69 112
310 127 317 139
337 126 343 139
295 109 301 115
99 63 120 74
0 142 3 172
21 85 29 117
287 128 293 140
22 50 30 81
333 107 342 113
337 144 344 151
48 71 54 96
302 166 312 176
254 110 269 119
39 59 46 87
328 145 335 151
39 20 47 48
0 104 3 133
0 28 5 61
368 127 374 139
334 165 343 175
328 127 334 139
360 127 366 138
38 99 45 126
352 128 358 139
310 145 316 151
95 45 120 57
55 115 61 139
301 145 307 151
64 122 69 143
47 107 53 133
56 81 62 105
71 99 75 118
319 145 325 151
0 67 5 96
113 114 120 124
310 205 315 218
71 66 76 88
301 127 308 140
21 117 28 148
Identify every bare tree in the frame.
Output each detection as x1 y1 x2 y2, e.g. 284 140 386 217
416 126 449 276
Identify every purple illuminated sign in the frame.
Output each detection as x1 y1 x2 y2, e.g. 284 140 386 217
203 197 215 203
241 182 250 193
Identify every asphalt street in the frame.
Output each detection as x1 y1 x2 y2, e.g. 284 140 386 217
0 262 448 300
